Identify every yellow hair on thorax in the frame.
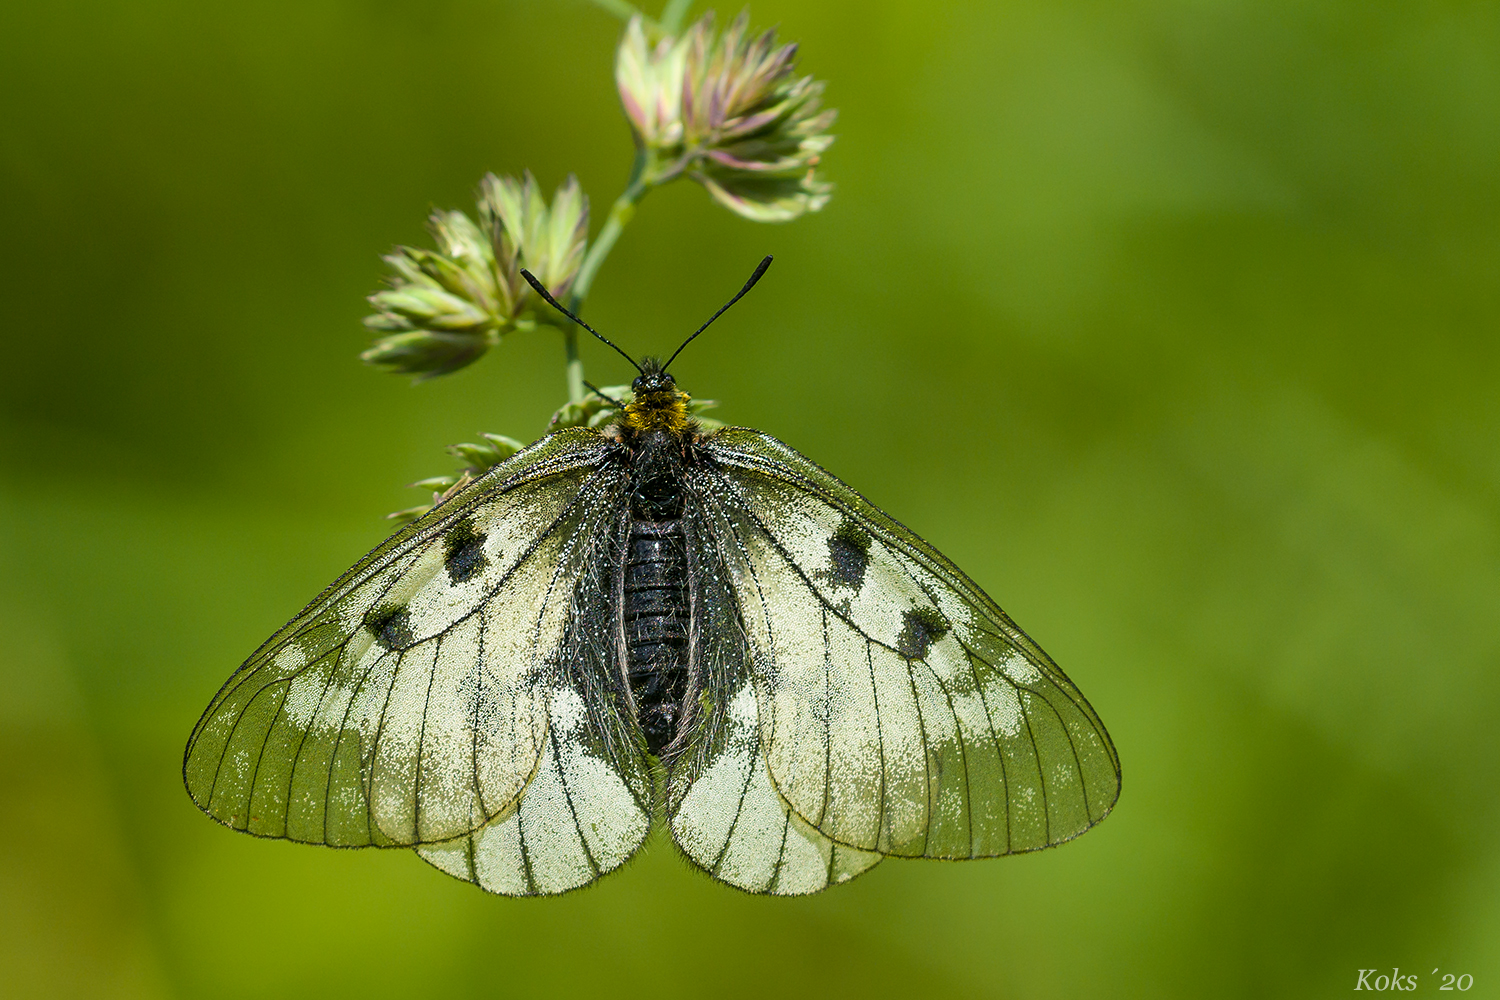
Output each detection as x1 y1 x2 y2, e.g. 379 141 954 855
624 390 691 435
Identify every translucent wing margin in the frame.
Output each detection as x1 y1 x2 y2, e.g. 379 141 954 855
698 429 1120 860
182 428 635 851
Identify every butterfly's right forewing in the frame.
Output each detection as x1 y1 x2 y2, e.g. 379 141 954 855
183 429 619 849
700 429 1120 862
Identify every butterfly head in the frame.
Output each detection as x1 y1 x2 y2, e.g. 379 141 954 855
630 359 675 395
624 359 691 435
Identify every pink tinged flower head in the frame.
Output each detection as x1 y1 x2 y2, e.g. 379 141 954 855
615 17 687 150
614 10 836 222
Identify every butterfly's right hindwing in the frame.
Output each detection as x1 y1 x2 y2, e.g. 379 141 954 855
663 501 884 895
183 429 627 851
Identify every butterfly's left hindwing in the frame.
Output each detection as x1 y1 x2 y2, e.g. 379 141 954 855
183 429 652 889
689 429 1120 867
417 498 656 895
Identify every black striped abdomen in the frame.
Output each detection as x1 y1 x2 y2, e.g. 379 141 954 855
624 518 689 755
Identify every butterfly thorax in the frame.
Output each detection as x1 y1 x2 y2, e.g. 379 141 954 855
623 387 691 436
621 360 693 436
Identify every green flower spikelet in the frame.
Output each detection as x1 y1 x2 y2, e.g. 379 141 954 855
363 173 590 380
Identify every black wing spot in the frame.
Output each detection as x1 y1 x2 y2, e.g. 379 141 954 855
826 520 871 589
365 605 414 651
897 606 949 660
444 519 490 584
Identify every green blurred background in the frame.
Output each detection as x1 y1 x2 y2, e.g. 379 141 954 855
2 0 1497 996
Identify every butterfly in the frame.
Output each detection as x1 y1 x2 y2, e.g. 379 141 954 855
183 257 1120 896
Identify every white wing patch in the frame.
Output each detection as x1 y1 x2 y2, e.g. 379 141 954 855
669 681 882 895
417 685 651 896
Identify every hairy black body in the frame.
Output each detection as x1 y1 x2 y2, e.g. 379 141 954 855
620 422 694 756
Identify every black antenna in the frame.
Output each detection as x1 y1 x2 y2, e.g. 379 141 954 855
662 255 773 373
520 269 642 373
583 380 625 407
